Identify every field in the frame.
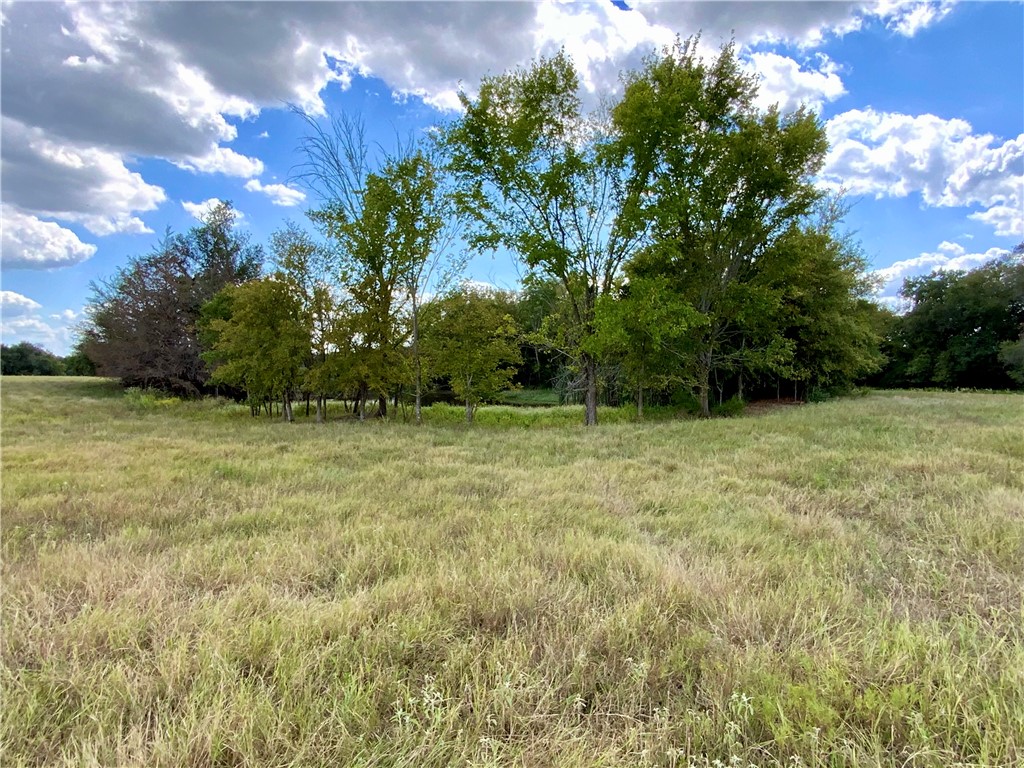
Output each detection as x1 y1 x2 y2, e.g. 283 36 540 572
2 377 1022 767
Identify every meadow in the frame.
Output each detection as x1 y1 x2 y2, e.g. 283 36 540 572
1 377 1022 767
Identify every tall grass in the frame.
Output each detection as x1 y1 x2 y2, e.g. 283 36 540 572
2 377 1022 766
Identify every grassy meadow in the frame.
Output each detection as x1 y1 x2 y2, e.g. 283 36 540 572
1 377 1022 767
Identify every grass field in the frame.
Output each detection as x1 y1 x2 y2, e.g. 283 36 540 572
2 377 1022 767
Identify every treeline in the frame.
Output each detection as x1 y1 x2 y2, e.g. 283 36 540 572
0 342 94 376
72 39 1022 423
872 248 1024 390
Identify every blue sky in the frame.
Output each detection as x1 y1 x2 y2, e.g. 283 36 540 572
2 1 1021 355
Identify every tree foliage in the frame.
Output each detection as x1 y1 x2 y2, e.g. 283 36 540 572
421 284 522 422
81 202 260 395
614 37 829 416
877 249 1024 389
205 278 308 420
1 342 65 376
444 50 647 425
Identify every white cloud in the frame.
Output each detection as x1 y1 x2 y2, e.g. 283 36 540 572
258 131 270 139
1 205 98 270
181 198 244 222
821 109 1024 237
175 146 264 178
244 179 307 207
1 290 43 316
0 313 79 356
2 117 167 236
873 240 1009 300
0 292 82 355
632 1 956 48
876 0 957 37
748 52 846 113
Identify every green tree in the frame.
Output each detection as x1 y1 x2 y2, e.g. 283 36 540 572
591 276 700 417
885 251 1024 389
421 284 523 423
296 112 460 421
205 278 308 420
270 223 339 421
0 342 65 375
444 50 647 425
614 37 828 416
762 203 884 398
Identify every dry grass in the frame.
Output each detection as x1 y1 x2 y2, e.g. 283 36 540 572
2 377 1022 767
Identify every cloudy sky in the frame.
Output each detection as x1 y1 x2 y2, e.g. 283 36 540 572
1 0 1022 354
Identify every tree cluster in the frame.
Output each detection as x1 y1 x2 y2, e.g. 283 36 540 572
79 203 261 396
76 38 898 424
873 247 1024 390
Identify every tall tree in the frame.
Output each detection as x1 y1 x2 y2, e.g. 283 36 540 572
294 111 461 421
614 38 828 416
82 202 261 395
765 204 884 397
270 223 339 421
443 50 648 425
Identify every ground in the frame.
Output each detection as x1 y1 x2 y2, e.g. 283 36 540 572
1 377 1022 767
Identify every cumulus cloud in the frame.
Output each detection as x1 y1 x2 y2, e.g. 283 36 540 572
748 52 846 113
174 146 264 178
873 240 1009 301
1 291 43 316
182 198 244 222
0 313 80 356
876 0 957 36
821 109 1024 237
0 292 82 356
244 180 307 207
0 0 970 259
2 117 166 235
1 205 98 270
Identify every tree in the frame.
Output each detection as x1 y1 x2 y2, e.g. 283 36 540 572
270 223 339 421
295 112 461 421
420 284 522 423
81 202 261 395
443 50 648 425
613 37 828 416
591 275 700 417
204 278 308 420
760 202 884 397
880 250 1024 389
0 342 65 375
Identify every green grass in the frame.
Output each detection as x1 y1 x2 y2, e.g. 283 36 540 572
2 377 1023 767
493 388 562 407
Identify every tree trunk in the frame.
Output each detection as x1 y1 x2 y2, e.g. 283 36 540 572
698 356 712 419
637 384 643 419
583 353 598 426
305 393 311 417
316 395 324 423
377 394 387 420
412 298 423 425
283 392 293 423
738 369 744 401
357 386 366 422
465 398 473 424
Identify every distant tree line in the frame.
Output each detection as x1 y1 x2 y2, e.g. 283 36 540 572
66 39 1023 422
871 245 1024 390
0 342 94 376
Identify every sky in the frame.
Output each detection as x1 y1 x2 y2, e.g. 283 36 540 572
1 0 1022 355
